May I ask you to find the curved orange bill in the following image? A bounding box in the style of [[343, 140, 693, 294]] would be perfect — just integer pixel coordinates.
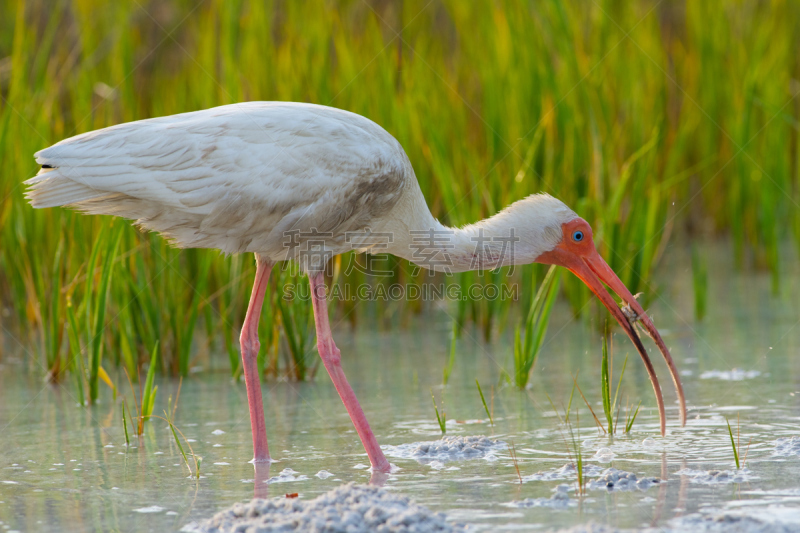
[[541, 248, 686, 436], [583, 252, 687, 428]]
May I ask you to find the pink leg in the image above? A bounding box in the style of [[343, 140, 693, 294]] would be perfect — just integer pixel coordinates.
[[308, 272, 391, 472], [240, 255, 272, 463]]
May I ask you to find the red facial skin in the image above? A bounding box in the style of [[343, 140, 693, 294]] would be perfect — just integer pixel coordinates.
[[536, 218, 686, 436]]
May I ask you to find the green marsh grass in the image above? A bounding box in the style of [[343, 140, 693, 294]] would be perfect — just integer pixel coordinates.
[[163, 411, 201, 479], [726, 417, 740, 469], [2, 1, 799, 386], [155, 378, 200, 477], [514, 266, 560, 388], [167, 377, 183, 423], [140, 342, 159, 423], [120, 362, 199, 477], [559, 400, 587, 496], [122, 367, 145, 437], [568, 416, 586, 496], [61, 223, 124, 404], [571, 372, 605, 433], [570, 331, 642, 435], [600, 332, 629, 435], [430, 388, 446, 434], [65, 295, 86, 403], [175, 254, 211, 377], [121, 399, 130, 447], [547, 389, 587, 495], [565, 383, 576, 425], [276, 275, 317, 381], [88, 225, 121, 402], [692, 245, 708, 322], [725, 414, 752, 470], [544, 381, 576, 425], [544, 391, 564, 425], [476, 379, 493, 427], [625, 401, 642, 434]]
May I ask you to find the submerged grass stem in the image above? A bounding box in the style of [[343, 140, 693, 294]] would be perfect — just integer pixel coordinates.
[[509, 441, 522, 484]]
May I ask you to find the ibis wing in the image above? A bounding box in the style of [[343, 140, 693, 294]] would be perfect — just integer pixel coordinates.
[[26, 102, 408, 255]]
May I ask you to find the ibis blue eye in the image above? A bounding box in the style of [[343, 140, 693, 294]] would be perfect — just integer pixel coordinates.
[[572, 230, 584, 242]]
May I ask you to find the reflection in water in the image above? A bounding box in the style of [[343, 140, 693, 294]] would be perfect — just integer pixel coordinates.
[[368, 469, 389, 487], [253, 462, 271, 499], [1, 252, 800, 531], [651, 452, 668, 526], [677, 457, 688, 517]]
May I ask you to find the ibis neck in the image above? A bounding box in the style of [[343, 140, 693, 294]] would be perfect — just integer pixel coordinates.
[[390, 213, 539, 274], [380, 174, 563, 273], [425, 219, 523, 273]]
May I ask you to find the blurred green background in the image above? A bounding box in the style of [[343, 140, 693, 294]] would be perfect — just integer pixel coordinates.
[[0, 0, 798, 396]]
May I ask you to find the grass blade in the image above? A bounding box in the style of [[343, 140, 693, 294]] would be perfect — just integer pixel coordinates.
[[601, 333, 612, 434], [476, 379, 493, 427], [626, 401, 642, 433], [543, 391, 564, 425], [726, 417, 740, 469], [515, 266, 560, 388], [692, 245, 708, 321], [165, 411, 192, 475], [121, 399, 130, 447], [65, 295, 86, 405], [571, 373, 605, 433], [612, 355, 628, 426], [565, 379, 576, 424], [141, 341, 159, 421], [88, 224, 123, 404], [430, 388, 446, 434], [97, 366, 116, 401], [178, 253, 212, 377]]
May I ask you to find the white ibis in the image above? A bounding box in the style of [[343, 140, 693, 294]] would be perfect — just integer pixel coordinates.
[[26, 102, 686, 473]]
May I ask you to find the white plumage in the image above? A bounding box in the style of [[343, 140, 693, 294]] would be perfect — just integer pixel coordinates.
[[26, 101, 575, 271], [27, 102, 413, 260]]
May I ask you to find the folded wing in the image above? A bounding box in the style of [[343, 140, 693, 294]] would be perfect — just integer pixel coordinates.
[[26, 102, 408, 255]]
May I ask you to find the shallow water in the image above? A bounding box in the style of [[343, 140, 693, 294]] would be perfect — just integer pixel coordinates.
[[2, 250, 800, 532]]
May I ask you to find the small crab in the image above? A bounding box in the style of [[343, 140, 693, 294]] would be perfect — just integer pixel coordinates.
[[620, 293, 657, 341], [621, 292, 644, 324]]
